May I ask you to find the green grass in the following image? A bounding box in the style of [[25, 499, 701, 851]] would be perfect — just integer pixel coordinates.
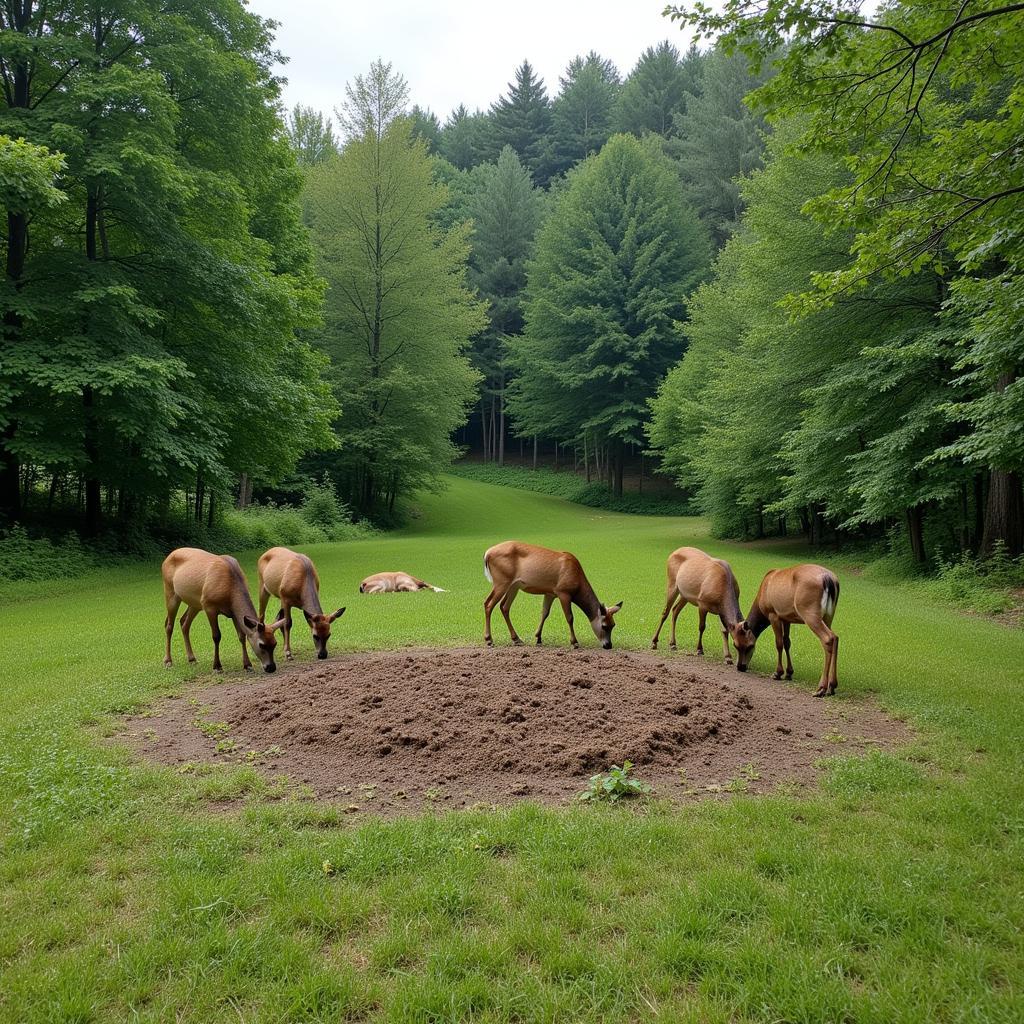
[[1, 474, 1022, 1022]]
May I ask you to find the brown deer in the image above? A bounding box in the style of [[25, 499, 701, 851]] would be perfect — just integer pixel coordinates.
[[483, 540, 622, 649], [258, 547, 345, 661], [162, 548, 285, 672], [736, 564, 840, 697], [359, 571, 445, 593], [650, 546, 755, 664]]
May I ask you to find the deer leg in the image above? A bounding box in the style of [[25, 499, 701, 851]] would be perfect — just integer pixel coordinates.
[[651, 584, 678, 649], [282, 602, 293, 660], [827, 633, 839, 694], [557, 592, 579, 649], [483, 586, 500, 646], [669, 597, 686, 650], [783, 622, 794, 679], [721, 617, 733, 664], [164, 593, 181, 666], [238, 626, 253, 672], [499, 584, 523, 644], [207, 611, 223, 672], [771, 618, 785, 679], [696, 607, 708, 656], [804, 615, 837, 697], [535, 593, 554, 645], [180, 606, 199, 664]]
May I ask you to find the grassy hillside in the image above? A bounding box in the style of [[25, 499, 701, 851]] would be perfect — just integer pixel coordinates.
[[1, 475, 1022, 1022]]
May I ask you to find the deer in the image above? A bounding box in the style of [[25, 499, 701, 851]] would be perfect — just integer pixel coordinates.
[[650, 546, 755, 665], [258, 547, 345, 661], [483, 540, 622, 649], [736, 564, 840, 697], [162, 547, 285, 672], [359, 571, 445, 593]]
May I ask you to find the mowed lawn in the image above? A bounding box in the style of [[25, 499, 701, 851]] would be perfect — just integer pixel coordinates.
[[1, 475, 1022, 1023]]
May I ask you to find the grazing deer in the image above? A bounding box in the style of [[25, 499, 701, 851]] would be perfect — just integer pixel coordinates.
[[650, 546, 755, 664], [258, 547, 345, 661], [162, 547, 285, 672], [359, 571, 445, 593], [737, 564, 840, 697], [483, 540, 622, 649]]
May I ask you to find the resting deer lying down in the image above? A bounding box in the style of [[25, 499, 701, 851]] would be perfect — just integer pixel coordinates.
[[483, 540, 621, 649], [650, 546, 754, 665], [162, 547, 285, 672], [359, 572, 445, 593], [738, 563, 841, 697], [258, 546, 344, 661]]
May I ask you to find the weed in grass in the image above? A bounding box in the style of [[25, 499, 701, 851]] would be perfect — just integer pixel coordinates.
[[193, 718, 230, 739], [215, 738, 238, 754], [578, 761, 652, 803]]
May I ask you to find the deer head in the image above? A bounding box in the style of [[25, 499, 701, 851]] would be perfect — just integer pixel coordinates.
[[591, 601, 623, 649], [304, 607, 346, 659], [242, 614, 285, 672]]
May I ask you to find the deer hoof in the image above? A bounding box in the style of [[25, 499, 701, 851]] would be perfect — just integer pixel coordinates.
[[828, 682, 838, 695], [773, 672, 783, 680], [814, 687, 826, 698], [724, 657, 733, 665], [163, 658, 172, 668], [535, 637, 542, 646], [511, 638, 523, 646], [669, 643, 677, 652], [285, 651, 294, 661], [785, 671, 793, 680]]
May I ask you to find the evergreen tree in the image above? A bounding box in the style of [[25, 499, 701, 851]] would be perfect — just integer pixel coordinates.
[[487, 61, 552, 184], [305, 84, 486, 516], [439, 104, 490, 170], [615, 42, 700, 138], [508, 134, 710, 495], [547, 52, 621, 179], [669, 46, 773, 248], [467, 146, 544, 463], [285, 105, 338, 166], [409, 105, 442, 153]]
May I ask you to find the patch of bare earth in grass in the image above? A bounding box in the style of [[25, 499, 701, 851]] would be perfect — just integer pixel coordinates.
[[122, 647, 907, 813]]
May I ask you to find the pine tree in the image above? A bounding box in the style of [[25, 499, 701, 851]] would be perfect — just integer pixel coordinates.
[[409, 105, 442, 153], [487, 61, 552, 184], [467, 146, 544, 463], [615, 42, 700, 139], [508, 134, 710, 495], [669, 46, 772, 248], [547, 52, 621, 180], [439, 104, 490, 170]]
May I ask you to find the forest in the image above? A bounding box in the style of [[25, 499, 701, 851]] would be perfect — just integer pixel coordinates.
[[2, 1, 1022, 569]]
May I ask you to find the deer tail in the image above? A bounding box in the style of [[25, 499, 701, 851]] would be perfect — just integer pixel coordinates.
[[483, 552, 493, 584], [821, 573, 839, 617], [414, 577, 445, 593]]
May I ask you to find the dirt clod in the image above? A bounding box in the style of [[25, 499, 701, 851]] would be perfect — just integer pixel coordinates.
[[124, 647, 906, 812]]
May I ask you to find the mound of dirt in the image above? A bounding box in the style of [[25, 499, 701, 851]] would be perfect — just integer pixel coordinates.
[[124, 647, 905, 812]]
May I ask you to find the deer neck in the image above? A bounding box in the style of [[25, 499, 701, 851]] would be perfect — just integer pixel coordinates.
[[720, 573, 743, 632], [572, 576, 602, 622], [745, 600, 771, 638]]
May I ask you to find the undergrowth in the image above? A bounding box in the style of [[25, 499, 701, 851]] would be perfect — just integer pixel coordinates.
[[450, 462, 692, 516]]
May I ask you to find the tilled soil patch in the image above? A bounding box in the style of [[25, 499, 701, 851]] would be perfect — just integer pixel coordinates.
[[123, 647, 907, 813]]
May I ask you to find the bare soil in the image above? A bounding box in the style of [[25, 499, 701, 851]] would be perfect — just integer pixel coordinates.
[[122, 647, 907, 813]]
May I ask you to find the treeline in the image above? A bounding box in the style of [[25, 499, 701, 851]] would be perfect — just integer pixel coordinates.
[[0, 1, 335, 538], [647, 1, 1024, 562], [287, 43, 771, 498]]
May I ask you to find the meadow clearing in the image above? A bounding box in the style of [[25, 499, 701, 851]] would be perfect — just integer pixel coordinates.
[[1, 474, 1023, 1022]]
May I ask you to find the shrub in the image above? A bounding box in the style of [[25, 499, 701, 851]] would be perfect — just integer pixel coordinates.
[[578, 762, 652, 803], [0, 526, 97, 583]]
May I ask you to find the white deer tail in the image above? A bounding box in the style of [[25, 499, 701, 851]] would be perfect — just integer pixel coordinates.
[[483, 553, 492, 583]]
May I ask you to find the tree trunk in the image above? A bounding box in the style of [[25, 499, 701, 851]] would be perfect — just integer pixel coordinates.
[[613, 440, 624, 498], [981, 469, 1024, 557], [532, 435, 537, 471], [498, 371, 505, 466], [237, 473, 252, 510], [584, 434, 591, 483], [83, 386, 101, 536], [907, 505, 927, 564]]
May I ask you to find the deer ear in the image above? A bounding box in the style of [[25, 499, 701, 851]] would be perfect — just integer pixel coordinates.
[[243, 615, 258, 631], [329, 607, 346, 622], [608, 601, 623, 614], [303, 610, 314, 625], [269, 615, 287, 632]]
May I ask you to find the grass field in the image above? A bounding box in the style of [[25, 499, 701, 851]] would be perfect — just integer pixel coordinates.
[[2, 475, 1023, 1022]]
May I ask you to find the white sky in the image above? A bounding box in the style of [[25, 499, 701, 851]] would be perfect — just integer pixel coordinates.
[[246, 0, 699, 123]]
